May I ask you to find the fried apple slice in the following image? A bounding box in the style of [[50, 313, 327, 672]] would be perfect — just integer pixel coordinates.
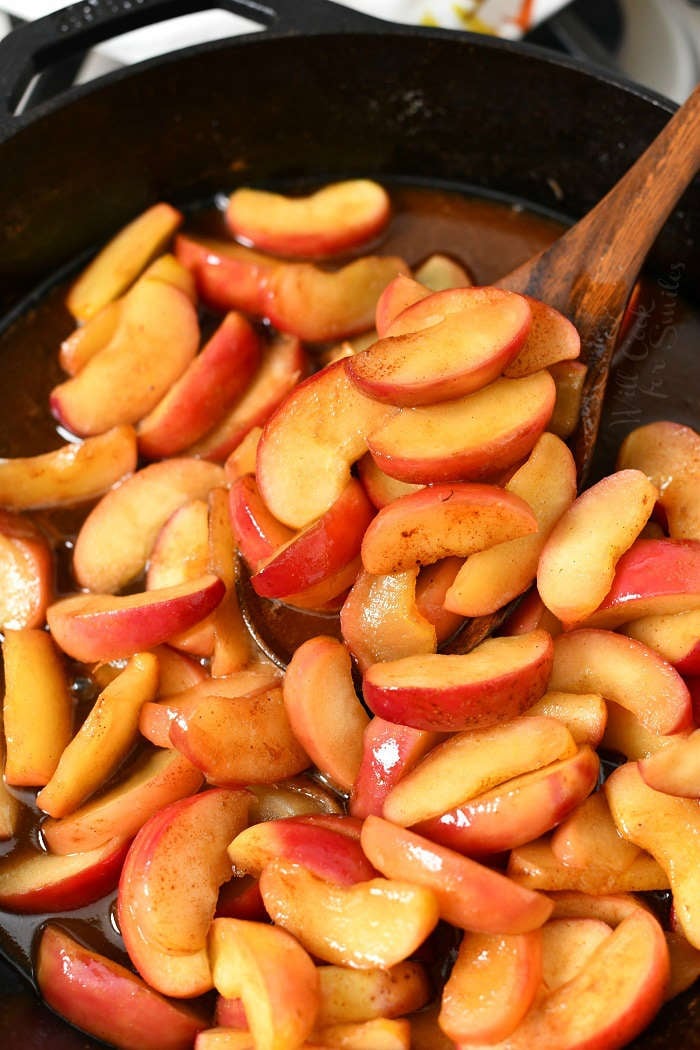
[[0, 511, 53, 630]]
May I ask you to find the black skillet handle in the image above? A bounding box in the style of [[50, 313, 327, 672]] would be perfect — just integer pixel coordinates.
[[0, 0, 387, 121]]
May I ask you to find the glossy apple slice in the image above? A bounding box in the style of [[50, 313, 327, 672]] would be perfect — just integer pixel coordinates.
[[224, 427, 262, 482], [549, 628, 692, 735], [282, 636, 369, 792], [360, 482, 536, 575], [539, 917, 613, 992], [0, 511, 53, 632], [346, 287, 531, 406], [251, 479, 374, 600], [175, 234, 282, 315], [2, 628, 72, 787], [138, 312, 262, 459], [37, 925, 206, 1050], [42, 747, 204, 854], [606, 760, 700, 947], [0, 740, 20, 839], [229, 473, 294, 572], [623, 607, 700, 675], [439, 929, 542, 1044], [525, 691, 607, 747], [47, 574, 225, 663], [259, 859, 440, 969], [617, 420, 700, 540], [225, 179, 390, 258], [0, 426, 137, 510], [537, 470, 658, 626], [207, 486, 251, 676], [664, 930, 700, 1001], [601, 700, 691, 761], [142, 251, 197, 299], [547, 359, 587, 439], [169, 687, 310, 786], [638, 729, 700, 797], [349, 718, 442, 820], [73, 457, 224, 593], [366, 370, 556, 484], [382, 714, 577, 827], [264, 255, 409, 343], [60, 298, 122, 374], [36, 652, 159, 818], [315, 962, 430, 1026], [362, 630, 553, 732], [414, 745, 599, 856], [444, 433, 576, 617], [356, 453, 422, 509], [361, 816, 552, 934], [583, 539, 700, 629], [508, 835, 668, 894], [312, 1018, 410, 1049], [0, 836, 128, 913], [414, 253, 472, 291], [256, 359, 394, 529], [118, 788, 250, 997], [52, 278, 199, 436], [550, 789, 643, 873], [66, 202, 183, 320], [503, 296, 580, 377], [375, 274, 431, 336]]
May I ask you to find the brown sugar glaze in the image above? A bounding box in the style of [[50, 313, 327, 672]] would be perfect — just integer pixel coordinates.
[[0, 184, 698, 1046]]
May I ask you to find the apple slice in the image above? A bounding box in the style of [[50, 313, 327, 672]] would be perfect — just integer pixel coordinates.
[[0, 426, 137, 510], [583, 539, 700, 629], [501, 588, 563, 638], [356, 453, 422, 509], [207, 485, 252, 676], [549, 628, 692, 735], [617, 420, 700, 540], [414, 745, 599, 856], [606, 761, 700, 947], [362, 816, 552, 934], [66, 202, 183, 320], [60, 298, 122, 374], [360, 482, 537, 575], [623, 607, 700, 675], [349, 718, 442, 820], [2, 628, 72, 787], [547, 359, 587, 439], [224, 427, 263, 482], [175, 234, 282, 315], [251, 478, 374, 600], [248, 780, 344, 823], [0, 740, 21, 839], [601, 700, 691, 761], [0, 836, 128, 913], [229, 474, 294, 572], [508, 835, 669, 894], [638, 729, 700, 797], [362, 630, 553, 732], [366, 370, 556, 484], [36, 925, 206, 1050], [375, 274, 431, 336], [414, 557, 465, 645], [73, 457, 224, 593], [503, 297, 580, 377], [36, 652, 159, 818], [382, 714, 577, 827], [0, 511, 53, 631], [537, 470, 658, 626], [47, 573, 225, 663], [539, 917, 613, 993], [264, 255, 409, 343], [315, 962, 430, 1026], [414, 253, 473, 291], [42, 747, 204, 854], [259, 859, 440, 969], [546, 890, 651, 927], [346, 287, 531, 406], [225, 179, 390, 258], [210, 917, 320, 1050], [550, 789, 643, 873], [525, 691, 607, 747], [52, 278, 200, 436], [138, 312, 262, 459], [256, 359, 394, 529], [664, 930, 700, 1002], [142, 251, 198, 300], [228, 816, 376, 885], [439, 929, 542, 1044], [118, 788, 250, 997], [444, 433, 576, 617], [312, 1018, 410, 1049], [169, 687, 310, 786], [282, 636, 369, 792]]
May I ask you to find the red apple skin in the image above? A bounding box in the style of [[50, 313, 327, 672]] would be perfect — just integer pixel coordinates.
[[349, 718, 443, 820], [414, 746, 600, 856], [584, 538, 700, 628], [175, 234, 281, 315], [251, 478, 374, 599], [36, 925, 207, 1050], [503, 296, 581, 377], [228, 473, 294, 572], [228, 817, 377, 885], [0, 837, 129, 913], [362, 630, 554, 733], [375, 273, 431, 335], [137, 312, 262, 459]]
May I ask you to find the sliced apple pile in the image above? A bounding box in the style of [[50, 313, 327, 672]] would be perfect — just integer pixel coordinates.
[[1, 187, 699, 1050]]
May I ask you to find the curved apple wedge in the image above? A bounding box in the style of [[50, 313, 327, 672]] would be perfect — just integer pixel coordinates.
[[259, 859, 440, 969], [508, 835, 669, 895], [0, 512, 53, 632], [617, 421, 700, 540], [549, 629, 692, 735], [539, 917, 614, 993], [0, 426, 137, 511], [349, 718, 442, 821], [209, 917, 320, 1050], [366, 371, 556, 484], [73, 457, 225, 593], [0, 836, 128, 913], [36, 925, 207, 1050], [225, 179, 390, 258], [315, 961, 431, 1026], [638, 729, 700, 797], [118, 788, 250, 997], [624, 607, 700, 675], [282, 636, 369, 792], [346, 287, 531, 406], [360, 482, 537, 576], [47, 574, 225, 663], [362, 630, 553, 732], [503, 296, 581, 377], [375, 273, 431, 335]]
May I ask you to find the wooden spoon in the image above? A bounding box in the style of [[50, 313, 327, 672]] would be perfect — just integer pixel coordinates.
[[243, 84, 700, 665]]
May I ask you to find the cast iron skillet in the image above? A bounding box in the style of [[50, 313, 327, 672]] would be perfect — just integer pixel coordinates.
[[0, 1, 698, 1047]]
